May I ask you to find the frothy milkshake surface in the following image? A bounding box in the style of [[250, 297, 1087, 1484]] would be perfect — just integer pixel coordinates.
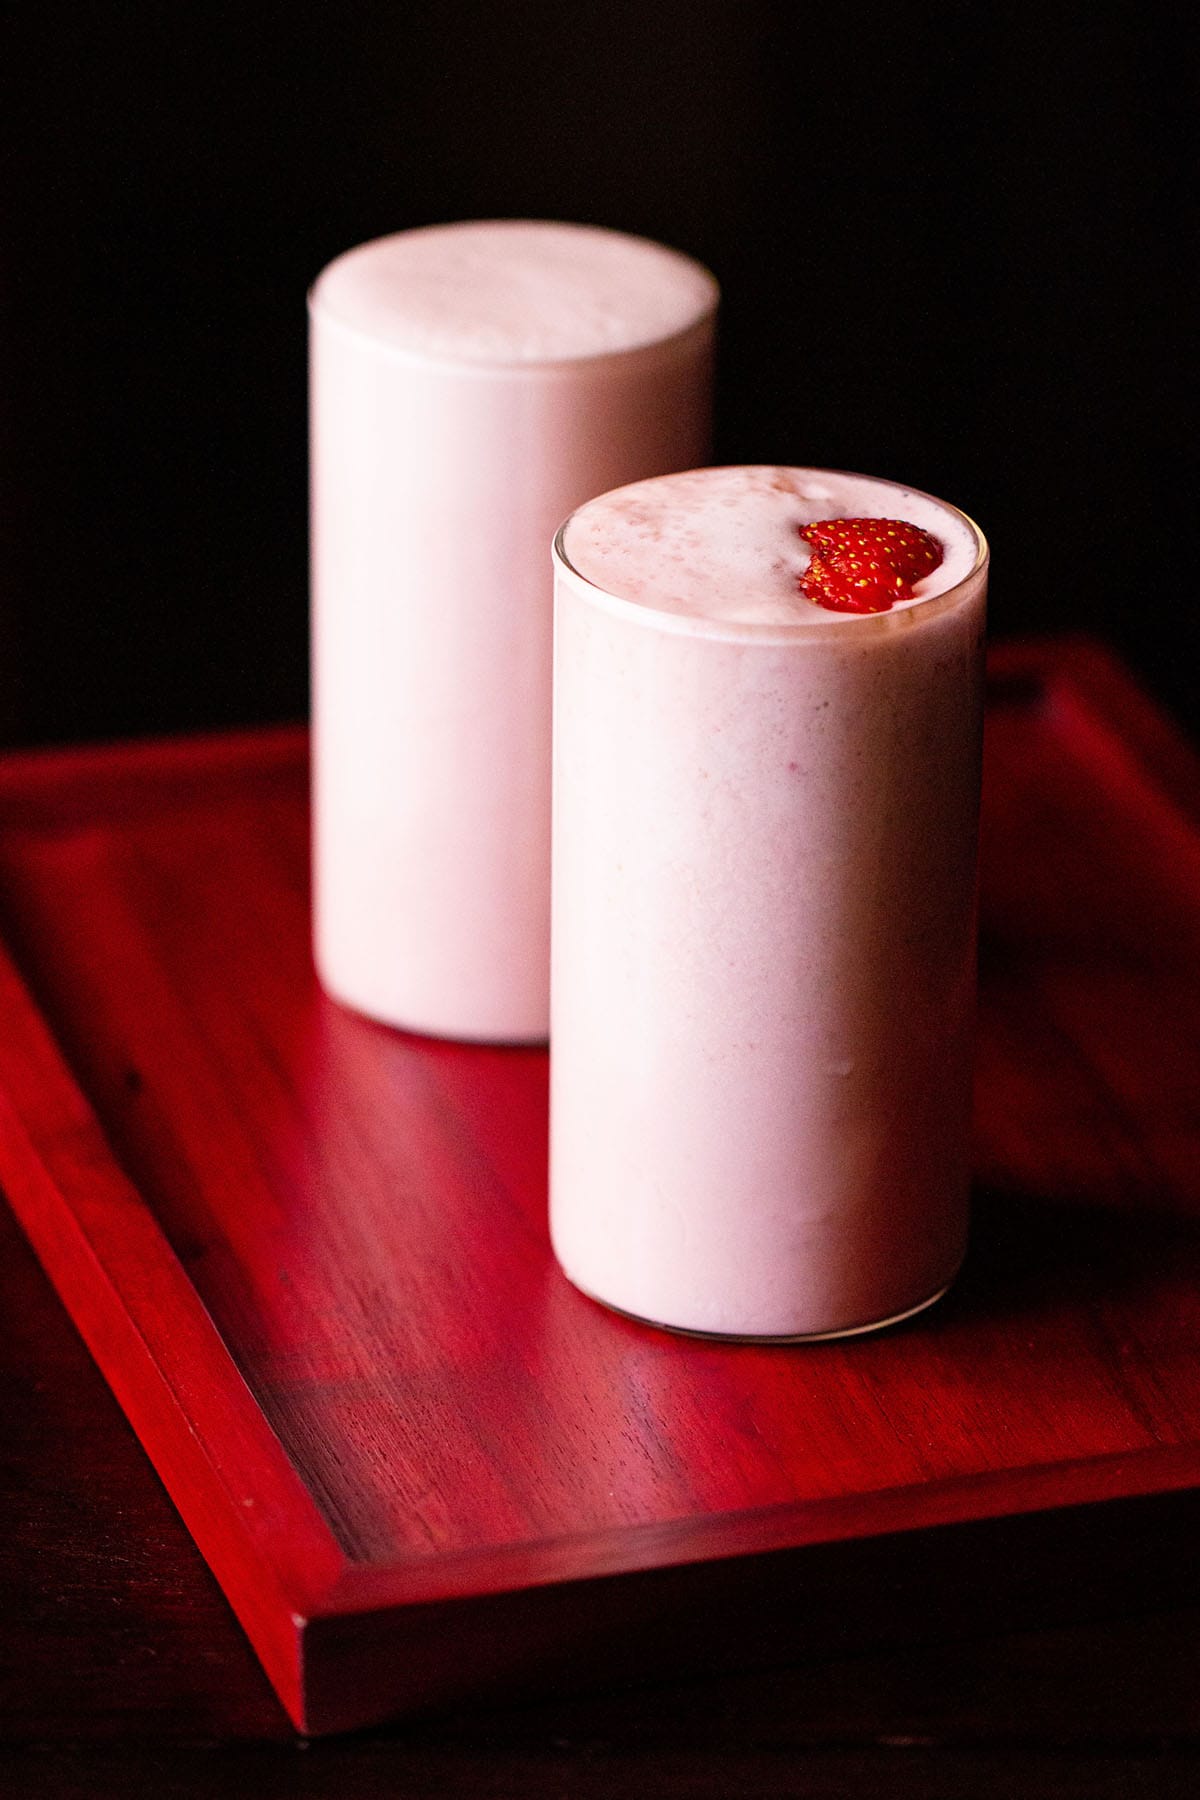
[[311, 220, 718, 367], [561, 465, 982, 628]]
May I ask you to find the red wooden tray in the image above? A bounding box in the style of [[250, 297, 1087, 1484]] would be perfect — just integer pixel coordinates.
[[2, 637, 1199, 1737]]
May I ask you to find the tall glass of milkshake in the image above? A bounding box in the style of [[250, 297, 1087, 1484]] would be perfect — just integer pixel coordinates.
[[551, 467, 988, 1339], [310, 221, 717, 1042]]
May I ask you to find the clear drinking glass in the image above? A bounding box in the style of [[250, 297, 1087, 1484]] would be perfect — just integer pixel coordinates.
[[550, 466, 989, 1339]]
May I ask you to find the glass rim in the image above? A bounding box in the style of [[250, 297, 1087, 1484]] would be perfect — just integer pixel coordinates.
[[552, 465, 989, 645]]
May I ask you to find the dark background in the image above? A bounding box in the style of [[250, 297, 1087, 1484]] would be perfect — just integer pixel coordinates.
[[3, 1, 1191, 749]]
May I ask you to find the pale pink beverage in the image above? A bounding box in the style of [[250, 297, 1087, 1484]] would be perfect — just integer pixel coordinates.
[[310, 222, 717, 1041], [552, 466, 988, 1338]]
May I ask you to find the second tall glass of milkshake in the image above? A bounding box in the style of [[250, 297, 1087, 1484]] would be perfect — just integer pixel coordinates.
[[551, 467, 988, 1340], [309, 221, 717, 1043]]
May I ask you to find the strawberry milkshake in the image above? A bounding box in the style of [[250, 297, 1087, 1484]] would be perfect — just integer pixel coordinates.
[[551, 466, 988, 1338], [310, 221, 717, 1041]]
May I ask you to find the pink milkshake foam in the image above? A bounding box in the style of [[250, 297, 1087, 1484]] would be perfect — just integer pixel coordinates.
[[312, 219, 718, 365], [561, 464, 981, 628]]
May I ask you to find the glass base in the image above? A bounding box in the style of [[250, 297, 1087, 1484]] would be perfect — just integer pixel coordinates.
[[564, 1270, 959, 1344]]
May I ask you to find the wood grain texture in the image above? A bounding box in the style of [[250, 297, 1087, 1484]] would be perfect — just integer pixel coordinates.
[[1, 637, 1199, 1734], [3, 1184, 1200, 1794]]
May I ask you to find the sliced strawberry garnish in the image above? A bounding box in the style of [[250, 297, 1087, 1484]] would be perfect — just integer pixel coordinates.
[[796, 554, 845, 610], [797, 516, 943, 614], [802, 552, 899, 614]]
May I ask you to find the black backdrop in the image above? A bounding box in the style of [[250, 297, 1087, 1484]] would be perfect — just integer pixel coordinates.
[[3, 2, 1191, 747]]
